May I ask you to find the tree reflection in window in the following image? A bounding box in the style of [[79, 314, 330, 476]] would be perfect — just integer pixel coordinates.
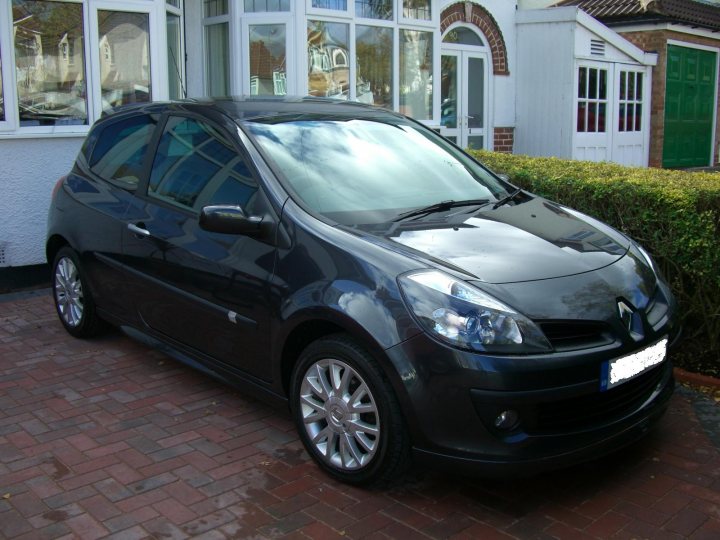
[[12, 0, 87, 126], [356, 25, 392, 108], [355, 0, 392, 19]]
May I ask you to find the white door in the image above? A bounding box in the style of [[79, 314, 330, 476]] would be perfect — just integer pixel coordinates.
[[440, 50, 488, 149], [574, 62, 612, 161], [612, 68, 648, 166]]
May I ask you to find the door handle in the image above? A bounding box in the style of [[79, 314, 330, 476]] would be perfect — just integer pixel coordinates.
[[128, 223, 151, 238]]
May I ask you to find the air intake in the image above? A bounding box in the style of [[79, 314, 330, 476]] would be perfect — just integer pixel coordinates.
[[591, 39, 606, 56]]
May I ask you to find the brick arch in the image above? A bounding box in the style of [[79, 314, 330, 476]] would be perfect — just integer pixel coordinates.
[[440, 1, 509, 76]]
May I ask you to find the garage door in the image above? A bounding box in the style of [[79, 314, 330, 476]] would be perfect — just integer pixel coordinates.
[[663, 45, 717, 168]]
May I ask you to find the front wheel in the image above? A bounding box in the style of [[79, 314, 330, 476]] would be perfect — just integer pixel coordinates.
[[290, 334, 410, 485], [52, 247, 105, 338]]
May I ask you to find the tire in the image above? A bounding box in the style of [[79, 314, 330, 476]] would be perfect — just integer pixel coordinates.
[[52, 246, 105, 338], [290, 334, 410, 485]]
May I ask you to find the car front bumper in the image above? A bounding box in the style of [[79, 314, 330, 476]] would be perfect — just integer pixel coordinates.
[[384, 328, 677, 476]]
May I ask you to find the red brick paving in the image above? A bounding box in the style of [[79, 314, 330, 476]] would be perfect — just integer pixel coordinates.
[[1, 292, 719, 539]]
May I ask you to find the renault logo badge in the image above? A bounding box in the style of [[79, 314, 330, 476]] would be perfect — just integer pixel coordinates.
[[618, 300, 634, 332]]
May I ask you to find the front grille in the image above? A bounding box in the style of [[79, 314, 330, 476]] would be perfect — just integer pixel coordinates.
[[529, 364, 666, 434], [538, 320, 614, 351]]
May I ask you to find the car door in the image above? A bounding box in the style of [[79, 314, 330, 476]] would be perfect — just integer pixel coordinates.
[[121, 112, 277, 381], [66, 111, 160, 322]]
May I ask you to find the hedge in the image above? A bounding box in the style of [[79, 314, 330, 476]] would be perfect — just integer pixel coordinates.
[[469, 150, 720, 363]]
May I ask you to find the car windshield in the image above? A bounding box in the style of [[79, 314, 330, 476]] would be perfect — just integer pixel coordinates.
[[244, 113, 508, 225]]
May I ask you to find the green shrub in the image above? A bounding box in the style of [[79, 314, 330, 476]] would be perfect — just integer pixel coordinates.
[[469, 150, 720, 364]]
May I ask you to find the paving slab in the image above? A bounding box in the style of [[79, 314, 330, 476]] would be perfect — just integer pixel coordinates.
[[1, 291, 719, 539]]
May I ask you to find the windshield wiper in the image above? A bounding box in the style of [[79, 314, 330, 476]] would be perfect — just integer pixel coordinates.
[[492, 188, 523, 209], [393, 199, 490, 222]]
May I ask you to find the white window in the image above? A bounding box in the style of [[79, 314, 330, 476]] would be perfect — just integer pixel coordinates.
[[618, 70, 643, 132], [0, 0, 170, 135], [167, 0, 185, 100], [203, 0, 230, 96]]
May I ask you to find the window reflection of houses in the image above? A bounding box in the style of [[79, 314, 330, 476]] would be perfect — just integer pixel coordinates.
[[13, 3, 87, 125], [307, 24, 349, 99], [249, 37, 286, 95], [98, 11, 151, 109]]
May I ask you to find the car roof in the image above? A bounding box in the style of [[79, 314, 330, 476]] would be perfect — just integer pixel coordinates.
[[101, 96, 401, 124]]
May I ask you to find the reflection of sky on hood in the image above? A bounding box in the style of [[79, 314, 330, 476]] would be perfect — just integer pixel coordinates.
[[246, 119, 493, 213]]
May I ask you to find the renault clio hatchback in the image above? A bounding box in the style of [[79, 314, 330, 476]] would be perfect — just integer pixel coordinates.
[[47, 97, 679, 485]]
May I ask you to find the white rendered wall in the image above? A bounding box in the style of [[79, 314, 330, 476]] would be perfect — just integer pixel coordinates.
[[515, 18, 576, 158], [0, 138, 83, 266]]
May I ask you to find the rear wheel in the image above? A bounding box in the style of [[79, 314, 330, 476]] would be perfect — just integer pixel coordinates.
[[52, 247, 104, 338], [290, 334, 410, 485]]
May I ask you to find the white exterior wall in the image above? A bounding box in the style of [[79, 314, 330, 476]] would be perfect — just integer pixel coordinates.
[[0, 138, 84, 266], [515, 18, 576, 158]]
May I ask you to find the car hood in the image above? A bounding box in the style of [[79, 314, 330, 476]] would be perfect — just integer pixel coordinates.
[[354, 198, 631, 284]]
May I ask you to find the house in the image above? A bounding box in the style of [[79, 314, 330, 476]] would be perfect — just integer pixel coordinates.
[[0, 0, 703, 268], [555, 0, 720, 168]]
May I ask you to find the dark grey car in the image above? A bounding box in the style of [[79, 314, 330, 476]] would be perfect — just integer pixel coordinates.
[[47, 97, 679, 484]]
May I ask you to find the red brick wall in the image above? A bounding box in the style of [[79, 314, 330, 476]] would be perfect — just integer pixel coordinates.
[[440, 2, 509, 76], [494, 127, 514, 153], [620, 30, 720, 167]]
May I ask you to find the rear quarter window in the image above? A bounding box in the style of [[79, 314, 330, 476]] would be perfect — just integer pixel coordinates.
[[89, 114, 158, 189]]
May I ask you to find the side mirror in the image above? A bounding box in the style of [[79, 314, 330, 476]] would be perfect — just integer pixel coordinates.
[[199, 205, 263, 235]]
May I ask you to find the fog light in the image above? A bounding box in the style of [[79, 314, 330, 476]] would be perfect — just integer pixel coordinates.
[[494, 410, 519, 430]]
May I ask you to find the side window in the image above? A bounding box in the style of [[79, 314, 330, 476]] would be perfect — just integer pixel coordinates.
[[89, 114, 157, 188], [148, 116, 258, 212]]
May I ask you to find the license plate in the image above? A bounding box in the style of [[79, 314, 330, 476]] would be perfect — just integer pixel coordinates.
[[600, 337, 668, 391]]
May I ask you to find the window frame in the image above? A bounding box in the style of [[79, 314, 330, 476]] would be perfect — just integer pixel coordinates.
[[0, 0, 167, 137], [202, 0, 233, 96], [241, 13, 294, 96], [166, 0, 185, 100]]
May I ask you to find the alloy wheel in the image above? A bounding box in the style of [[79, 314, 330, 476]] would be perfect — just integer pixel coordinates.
[[54, 256, 84, 327]]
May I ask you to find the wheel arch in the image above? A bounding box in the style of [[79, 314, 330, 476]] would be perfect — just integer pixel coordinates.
[[46, 234, 69, 265]]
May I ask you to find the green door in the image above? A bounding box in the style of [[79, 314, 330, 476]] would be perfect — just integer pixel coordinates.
[[663, 45, 717, 168]]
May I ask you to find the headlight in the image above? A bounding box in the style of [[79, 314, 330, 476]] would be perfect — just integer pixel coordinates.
[[398, 270, 551, 354]]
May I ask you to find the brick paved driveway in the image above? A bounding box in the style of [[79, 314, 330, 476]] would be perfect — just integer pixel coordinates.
[[1, 291, 719, 539]]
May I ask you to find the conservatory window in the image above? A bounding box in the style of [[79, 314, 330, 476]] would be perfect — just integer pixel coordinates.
[[98, 11, 152, 111], [13, 0, 88, 126], [204, 0, 230, 96], [312, 0, 347, 10], [400, 29, 432, 120], [307, 20, 350, 99], [249, 24, 287, 95], [356, 25, 392, 108], [245, 0, 291, 11], [355, 0, 392, 19], [403, 0, 431, 21]]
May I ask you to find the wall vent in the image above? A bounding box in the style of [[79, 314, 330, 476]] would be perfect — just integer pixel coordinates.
[[591, 39, 606, 57], [0, 244, 7, 266]]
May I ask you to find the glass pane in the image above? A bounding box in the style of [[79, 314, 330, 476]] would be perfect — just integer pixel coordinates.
[[467, 135, 483, 150], [0, 44, 4, 121], [312, 0, 347, 9], [577, 102, 586, 132], [467, 57, 484, 128], [598, 102, 606, 133], [618, 103, 625, 132], [250, 24, 287, 96], [636, 73, 643, 100], [578, 67, 586, 99], [167, 13, 183, 100], [244, 0, 290, 11], [635, 104, 642, 131], [599, 69, 607, 100], [628, 72, 635, 101], [355, 0, 392, 19], [619, 71, 626, 101], [150, 117, 257, 211], [307, 21, 349, 99], [90, 114, 157, 188], [167, 0, 180, 7], [404, 0, 431, 20], [98, 11, 152, 111], [589, 68, 597, 99], [442, 28, 483, 47], [206, 23, 230, 96], [440, 55, 457, 128], [204, 0, 228, 17], [400, 30, 432, 120], [13, 0, 87, 126], [356, 25, 392, 108], [444, 135, 457, 144]]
